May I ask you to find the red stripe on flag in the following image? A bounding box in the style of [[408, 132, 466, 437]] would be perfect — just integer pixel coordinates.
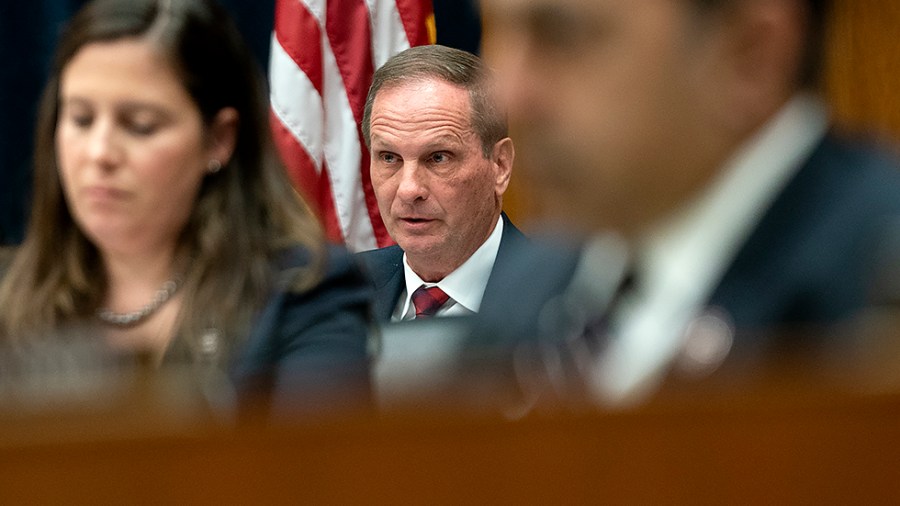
[[325, 0, 391, 247], [270, 111, 317, 196], [358, 141, 392, 247], [270, 111, 342, 243], [395, 0, 433, 46], [317, 162, 344, 244], [273, 0, 323, 94], [325, 0, 372, 123]]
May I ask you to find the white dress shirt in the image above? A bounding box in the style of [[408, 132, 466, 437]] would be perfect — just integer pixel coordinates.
[[585, 94, 830, 406], [393, 216, 504, 321]]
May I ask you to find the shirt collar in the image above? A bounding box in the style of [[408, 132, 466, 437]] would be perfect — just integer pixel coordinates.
[[397, 215, 504, 319], [635, 93, 830, 306], [590, 94, 830, 405]]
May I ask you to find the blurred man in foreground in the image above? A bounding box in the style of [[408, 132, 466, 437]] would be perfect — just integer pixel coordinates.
[[474, 0, 900, 406]]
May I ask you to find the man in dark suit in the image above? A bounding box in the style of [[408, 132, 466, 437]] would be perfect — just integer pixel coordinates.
[[472, 0, 900, 406], [357, 45, 526, 322]]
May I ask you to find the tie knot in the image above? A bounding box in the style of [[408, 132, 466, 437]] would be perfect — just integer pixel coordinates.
[[411, 285, 450, 319]]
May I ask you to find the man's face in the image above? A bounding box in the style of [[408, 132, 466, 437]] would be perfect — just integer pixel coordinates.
[[369, 78, 511, 281], [482, 0, 736, 235]]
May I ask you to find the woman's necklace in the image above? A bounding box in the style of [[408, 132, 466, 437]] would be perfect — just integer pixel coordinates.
[[96, 278, 181, 327]]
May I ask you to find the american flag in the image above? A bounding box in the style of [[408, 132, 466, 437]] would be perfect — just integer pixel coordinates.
[[269, 0, 435, 251]]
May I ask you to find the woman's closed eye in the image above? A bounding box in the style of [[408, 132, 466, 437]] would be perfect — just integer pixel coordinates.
[[122, 117, 160, 136]]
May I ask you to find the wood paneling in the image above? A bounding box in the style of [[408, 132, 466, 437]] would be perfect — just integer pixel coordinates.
[[827, 0, 900, 143]]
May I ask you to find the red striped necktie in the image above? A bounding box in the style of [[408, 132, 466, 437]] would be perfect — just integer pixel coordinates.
[[411, 285, 450, 319]]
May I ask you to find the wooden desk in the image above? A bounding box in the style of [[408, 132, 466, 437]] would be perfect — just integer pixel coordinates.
[[2, 379, 899, 504]]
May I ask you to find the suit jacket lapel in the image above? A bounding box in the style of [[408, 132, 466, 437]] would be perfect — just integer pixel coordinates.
[[481, 212, 530, 309], [368, 213, 528, 321], [369, 246, 406, 321]]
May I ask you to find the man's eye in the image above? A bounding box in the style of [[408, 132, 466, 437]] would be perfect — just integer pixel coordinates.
[[527, 8, 606, 50], [430, 152, 449, 163], [379, 152, 399, 164]]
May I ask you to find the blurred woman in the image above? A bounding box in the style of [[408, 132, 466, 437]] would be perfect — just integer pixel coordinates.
[[0, 0, 371, 416]]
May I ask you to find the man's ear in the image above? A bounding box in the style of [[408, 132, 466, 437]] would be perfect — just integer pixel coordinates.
[[492, 137, 514, 196], [207, 107, 239, 166], [718, 0, 807, 124]]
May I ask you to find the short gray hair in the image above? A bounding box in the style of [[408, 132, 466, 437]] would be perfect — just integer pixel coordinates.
[[362, 44, 507, 158]]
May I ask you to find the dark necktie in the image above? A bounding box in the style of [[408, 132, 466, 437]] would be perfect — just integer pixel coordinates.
[[411, 285, 450, 319], [581, 270, 637, 342]]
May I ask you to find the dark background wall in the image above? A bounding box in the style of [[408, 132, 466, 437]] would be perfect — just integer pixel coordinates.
[[0, 0, 480, 245]]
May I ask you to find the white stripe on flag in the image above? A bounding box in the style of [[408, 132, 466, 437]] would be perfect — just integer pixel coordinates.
[[303, 0, 326, 25], [320, 26, 378, 251], [269, 33, 324, 169], [367, 0, 412, 69]]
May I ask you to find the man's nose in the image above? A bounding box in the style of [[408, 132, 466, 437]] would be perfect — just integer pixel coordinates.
[[395, 161, 428, 203]]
